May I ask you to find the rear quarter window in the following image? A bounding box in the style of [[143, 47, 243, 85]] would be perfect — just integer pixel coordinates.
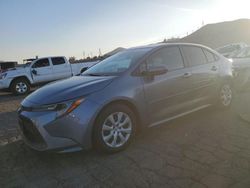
[[203, 49, 217, 63]]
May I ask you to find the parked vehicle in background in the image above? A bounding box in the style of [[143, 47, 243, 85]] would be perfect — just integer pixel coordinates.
[[216, 42, 248, 58], [0, 61, 18, 73], [231, 47, 250, 67], [0, 56, 97, 95], [18, 43, 233, 153], [228, 46, 250, 91]]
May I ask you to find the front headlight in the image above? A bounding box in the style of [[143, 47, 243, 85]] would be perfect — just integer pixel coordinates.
[[0, 73, 7, 79], [32, 98, 84, 117]]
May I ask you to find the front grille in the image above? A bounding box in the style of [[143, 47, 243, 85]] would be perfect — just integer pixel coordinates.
[[18, 115, 47, 149]]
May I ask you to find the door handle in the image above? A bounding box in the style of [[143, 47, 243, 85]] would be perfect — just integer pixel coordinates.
[[183, 72, 192, 78], [211, 66, 218, 71]]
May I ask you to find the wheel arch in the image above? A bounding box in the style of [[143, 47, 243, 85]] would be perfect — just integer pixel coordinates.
[[10, 76, 31, 87], [222, 75, 233, 84], [91, 98, 142, 144], [218, 75, 233, 90]]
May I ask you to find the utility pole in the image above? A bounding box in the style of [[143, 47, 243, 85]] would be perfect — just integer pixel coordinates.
[[83, 51, 85, 59], [99, 48, 102, 57]]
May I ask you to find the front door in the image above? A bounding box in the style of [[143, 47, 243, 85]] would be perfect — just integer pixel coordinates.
[[31, 58, 53, 83], [142, 46, 194, 126]]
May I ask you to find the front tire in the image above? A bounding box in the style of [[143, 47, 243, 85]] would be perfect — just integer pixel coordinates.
[[11, 78, 30, 95], [93, 104, 136, 153]]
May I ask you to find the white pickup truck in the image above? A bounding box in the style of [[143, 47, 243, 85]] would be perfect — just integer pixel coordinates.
[[0, 56, 98, 95]]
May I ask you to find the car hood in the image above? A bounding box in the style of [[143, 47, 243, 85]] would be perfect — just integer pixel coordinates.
[[3, 66, 27, 74], [23, 76, 115, 105]]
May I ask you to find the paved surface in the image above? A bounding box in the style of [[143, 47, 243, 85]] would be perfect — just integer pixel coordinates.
[[1, 91, 250, 188]]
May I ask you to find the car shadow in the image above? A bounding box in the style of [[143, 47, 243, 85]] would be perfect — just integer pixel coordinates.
[[0, 106, 245, 187]]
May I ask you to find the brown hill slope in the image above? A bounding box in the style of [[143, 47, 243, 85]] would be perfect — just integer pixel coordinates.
[[180, 19, 250, 49]]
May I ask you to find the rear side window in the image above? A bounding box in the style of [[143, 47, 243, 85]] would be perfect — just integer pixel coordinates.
[[203, 49, 216, 63], [51, 57, 65, 65], [32, 58, 50, 68], [182, 46, 207, 66], [147, 46, 184, 71]]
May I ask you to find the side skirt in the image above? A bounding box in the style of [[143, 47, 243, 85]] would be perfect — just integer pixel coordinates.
[[149, 104, 212, 128]]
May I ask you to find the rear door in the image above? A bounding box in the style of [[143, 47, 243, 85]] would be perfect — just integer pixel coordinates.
[[51, 57, 72, 80], [31, 58, 53, 83], [142, 46, 195, 126], [181, 46, 220, 106]]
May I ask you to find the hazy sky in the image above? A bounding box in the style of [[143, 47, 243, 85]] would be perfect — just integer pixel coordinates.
[[1, 0, 250, 63]]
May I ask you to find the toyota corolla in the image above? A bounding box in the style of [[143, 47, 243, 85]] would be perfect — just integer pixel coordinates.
[[18, 43, 233, 153]]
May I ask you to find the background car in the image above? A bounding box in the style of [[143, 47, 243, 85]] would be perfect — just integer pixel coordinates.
[[216, 42, 248, 58], [227, 46, 250, 91], [0, 56, 97, 95]]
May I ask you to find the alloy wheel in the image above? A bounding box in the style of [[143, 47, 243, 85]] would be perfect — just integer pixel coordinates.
[[16, 82, 28, 94], [101, 112, 132, 148], [220, 84, 232, 107]]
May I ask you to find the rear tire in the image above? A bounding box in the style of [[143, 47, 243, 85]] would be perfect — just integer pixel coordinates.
[[93, 104, 136, 153], [11, 78, 30, 95]]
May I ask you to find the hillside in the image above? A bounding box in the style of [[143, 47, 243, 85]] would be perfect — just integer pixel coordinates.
[[180, 19, 250, 49], [103, 47, 125, 57]]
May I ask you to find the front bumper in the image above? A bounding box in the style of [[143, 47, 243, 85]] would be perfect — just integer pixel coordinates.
[[0, 78, 12, 89], [18, 99, 100, 152]]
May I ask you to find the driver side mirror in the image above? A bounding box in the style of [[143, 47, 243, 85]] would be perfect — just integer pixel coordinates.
[[32, 69, 37, 75]]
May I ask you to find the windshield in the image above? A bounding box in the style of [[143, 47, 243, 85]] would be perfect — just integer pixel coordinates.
[[82, 48, 150, 76]]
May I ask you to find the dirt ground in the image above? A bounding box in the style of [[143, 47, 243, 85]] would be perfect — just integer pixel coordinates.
[[1, 90, 250, 188]]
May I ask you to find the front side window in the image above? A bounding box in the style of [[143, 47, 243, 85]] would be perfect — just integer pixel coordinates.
[[147, 46, 184, 71], [32, 59, 50, 68], [83, 48, 150, 76], [51, 57, 65, 65], [183, 46, 207, 66]]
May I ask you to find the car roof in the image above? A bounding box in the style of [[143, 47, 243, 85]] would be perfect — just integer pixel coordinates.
[[128, 42, 212, 51]]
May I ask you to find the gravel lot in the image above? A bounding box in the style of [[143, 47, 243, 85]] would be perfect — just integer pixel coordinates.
[[1, 90, 250, 188]]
